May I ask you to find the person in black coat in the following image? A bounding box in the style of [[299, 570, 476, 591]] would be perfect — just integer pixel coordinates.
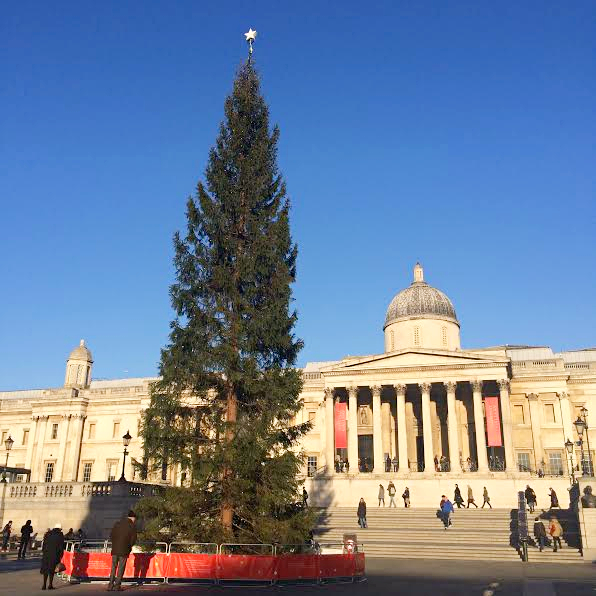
[[357, 498, 367, 528], [40, 524, 65, 590], [454, 484, 464, 508], [18, 520, 33, 559]]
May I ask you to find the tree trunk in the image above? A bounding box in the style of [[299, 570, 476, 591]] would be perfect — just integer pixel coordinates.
[[221, 385, 237, 530]]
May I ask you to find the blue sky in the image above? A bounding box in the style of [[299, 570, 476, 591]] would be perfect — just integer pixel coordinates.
[[1, 1, 595, 390]]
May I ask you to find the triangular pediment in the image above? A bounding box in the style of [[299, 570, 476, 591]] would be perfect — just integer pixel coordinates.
[[319, 348, 507, 373]]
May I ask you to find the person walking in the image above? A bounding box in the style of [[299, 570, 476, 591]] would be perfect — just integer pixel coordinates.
[[392, 456, 398, 472], [533, 517, 547, 552], [440, 496, 454, 529], [454, 484, 464, 509], [548, 516, 563, 552], [525, 485, 537, 513], [482, 487, 492, 508], [378, 484, 385, 507], [549, 488, 559, 509], [467, 485, 478, 508], [40, 523, 64, 590], [2, 521, 12, 552], [357, 498, 367, 528], [18, 520, 33, 559], [402, 487, 410, 508], [108, 510, 137, 591], [387, 481, 397, 507], [302, 487, 309, 507]]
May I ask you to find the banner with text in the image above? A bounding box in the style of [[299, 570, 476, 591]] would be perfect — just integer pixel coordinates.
[[484, 396, 503, 447], [334, 402, 347, 449]]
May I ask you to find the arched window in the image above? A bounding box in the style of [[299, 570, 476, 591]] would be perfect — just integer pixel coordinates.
[[413, 326, 420, 346]]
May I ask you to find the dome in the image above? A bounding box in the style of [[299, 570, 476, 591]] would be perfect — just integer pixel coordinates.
[[68, 339, 93, 362], [384, 264, 458, 328]]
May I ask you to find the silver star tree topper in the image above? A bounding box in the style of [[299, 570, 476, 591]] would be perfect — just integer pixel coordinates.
[[244, 28, 257, 60]]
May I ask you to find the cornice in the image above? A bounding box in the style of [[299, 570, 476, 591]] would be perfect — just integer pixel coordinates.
[[322, 361, 508, 377]]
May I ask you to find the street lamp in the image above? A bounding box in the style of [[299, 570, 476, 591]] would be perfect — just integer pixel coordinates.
[[574, 408, 594, 476], [565, 438, 576, 484], [1, 435, 14, 483], [118, 431, 132, 482]]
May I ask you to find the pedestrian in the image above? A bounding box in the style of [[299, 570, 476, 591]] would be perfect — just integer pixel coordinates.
[[434, 455, 439, 471], [402, 487, 410, 508], [385, 454, 391, 472], [548, 516, 563, 552], [533, 517, 547, 552], [454, 484, 464, 508], [76, 529, 85, 541], [40, 523, 64, 590], [388, 481, 397, 507], [467, 485, 478, 508], [378, 483, 385, 506], [64, 528, 75, 541], [440, 496, 454, 529], [525, 485, 537, 513], [482, 487, 492, 508], [302, 487, 309, 507], [18, 520, 33, 559], [549, 488, 559, 509], [108, 510, 137, 591], [392, 456, 398, 472], [1, 520, 12, 552], [357, 498, 367, 528]]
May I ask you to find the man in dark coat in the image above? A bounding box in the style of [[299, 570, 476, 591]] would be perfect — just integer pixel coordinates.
[[533, 517, 547, 552], [108, 510, 137, 591], [454, 484, 464, 508], [18, 520, 33, 559], [357, 498, 367, 528], [40, 523, 65, 590]]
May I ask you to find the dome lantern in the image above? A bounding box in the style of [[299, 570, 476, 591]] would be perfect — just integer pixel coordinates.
[[65, 339, 93, 388]]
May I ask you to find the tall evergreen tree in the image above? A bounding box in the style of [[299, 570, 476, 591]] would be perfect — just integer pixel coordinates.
[[139, 61, 312, 543]]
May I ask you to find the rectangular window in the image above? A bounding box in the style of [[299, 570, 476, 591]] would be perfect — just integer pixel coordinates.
[[82, 462, 93, 482], [88, 423, 96, 439], [22, 429, 29, 445], [547, 452, 563, 475], [106, 460, 117, 481], [308, 411, 316, 423], [544, 404, 556, 424], [51, 423, 59, 440], [307, 456, 318, 477], [113, 422, 120, 439], [45, 462, 55, 483], [513, 405, 525, 425], [517, 452, 531, 472]]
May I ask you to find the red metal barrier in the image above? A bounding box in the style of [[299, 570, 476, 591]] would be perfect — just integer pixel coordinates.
[[317, 554, 356, 580], [61, 551, 73, 576], [275, 554, 319, 582], [217, 555, 277, 583], [353, 552, 365, 578], [167, 553, 217, 583], [68, 552, 167, 582]]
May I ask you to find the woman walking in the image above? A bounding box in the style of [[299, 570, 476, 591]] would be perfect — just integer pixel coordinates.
[[549, 488, 559, 509], [402, 487, 410, 508], [40, 523, 65, 590], [357, 498, 367, 528], [1, 521, 12, 552], [467, 485, 478, 508], [482, 487, 492, 508], [454, 484, 464, 509]]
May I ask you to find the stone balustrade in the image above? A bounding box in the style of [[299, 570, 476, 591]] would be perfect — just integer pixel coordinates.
[[7, 481, 161, 501]]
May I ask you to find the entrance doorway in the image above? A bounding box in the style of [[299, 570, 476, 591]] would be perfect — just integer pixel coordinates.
[[358, 435, 373, 472]]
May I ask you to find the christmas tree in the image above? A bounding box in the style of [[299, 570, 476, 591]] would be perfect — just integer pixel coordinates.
[[139, 53, 313, 543]]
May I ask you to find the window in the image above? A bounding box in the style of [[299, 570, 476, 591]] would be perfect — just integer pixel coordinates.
[[22, 429, 29, 445], [88, 423, 96, 439], [307, 456, 318, 477], [113, 422, 120, 439], [547, 452, 563, 475], [308, 411, 316, 423], [543, 404, 556, 424], [390, 330, 395, 351], [517, 452, 531, 472], [1, 431, 7, 444], [106, 461, 118, 481], [513, 405, 525, 425], [413, 326, 420, 346], [82, 462, 93, 482], [45, 462, 55, 483], [51, 423, 59, 440], [441, 326, 447, 347]]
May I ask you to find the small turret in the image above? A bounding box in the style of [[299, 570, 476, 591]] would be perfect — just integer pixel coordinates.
[[65, 339, 93, 388]]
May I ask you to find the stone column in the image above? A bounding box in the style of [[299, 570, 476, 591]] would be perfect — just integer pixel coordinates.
[[324, 388, 335, 473], [446, 382, 461, 474], [420, 383, 434, 473], [394, 384, 408, 473], [347, 386, 359, 473], [70, 415, 86, 481], [498, 379, 515, 472], [558, 391, 574, 444], [527, 393, 543, 471], [55, 415, 71, 481], [372, 386, 384, 473], [472, 381, 489, 473], [25, 416, 38, 473], [34, 416, 49, 482]]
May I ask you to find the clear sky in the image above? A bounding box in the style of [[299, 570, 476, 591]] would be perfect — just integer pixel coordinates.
[[1, 1, 595, 390]]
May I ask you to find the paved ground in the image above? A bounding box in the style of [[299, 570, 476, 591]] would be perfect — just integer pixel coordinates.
[[0, 556, 594, 596]]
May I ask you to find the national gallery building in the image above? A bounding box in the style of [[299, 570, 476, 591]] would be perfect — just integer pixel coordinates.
[[0, 264, 594, 508]]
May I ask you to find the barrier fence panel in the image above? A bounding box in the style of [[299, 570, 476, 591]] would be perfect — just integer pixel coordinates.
[[274, 545, 320, 583], [167, 543, 218, 584], [218, 544, 276, 584]]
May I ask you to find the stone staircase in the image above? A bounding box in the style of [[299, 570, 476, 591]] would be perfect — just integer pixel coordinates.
[[314, 507, 583, 563]]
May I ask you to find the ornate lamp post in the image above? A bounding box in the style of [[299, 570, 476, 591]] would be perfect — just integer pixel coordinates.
[[574, 409, 593, 476], [118, 431, 132, 482], [565, 438, 576, 484], [1, 435, 14, 483]]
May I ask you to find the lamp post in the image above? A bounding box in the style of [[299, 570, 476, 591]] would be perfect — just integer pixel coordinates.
[[1, 435, 14, 483], [574, 408, 594, 477], [565, 438, 576, 484], [119, 431, 132, 482]]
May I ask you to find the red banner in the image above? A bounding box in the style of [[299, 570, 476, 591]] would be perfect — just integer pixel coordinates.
[[217, 555, 276, 581], [484, 396, 502, 447], [334, 402, 347, 449], [167, 553, 217, 581]]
